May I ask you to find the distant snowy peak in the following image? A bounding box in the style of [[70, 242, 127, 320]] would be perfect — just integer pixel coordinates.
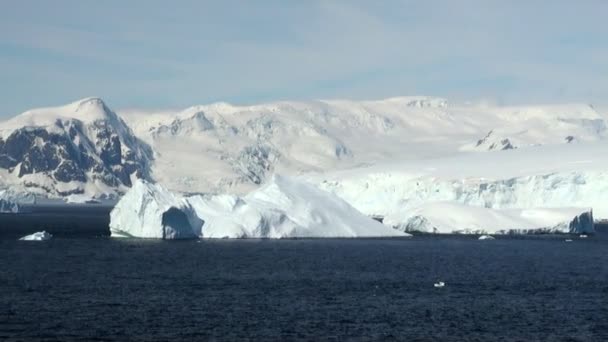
[[0, 98, 153, 196], [474, 130, 517, 151], [2, 98, 116, 133], [464, 104, 607, 151]]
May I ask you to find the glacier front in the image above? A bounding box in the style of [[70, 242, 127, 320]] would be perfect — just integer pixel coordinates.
[[386, 202, 594, 234], [110, 180, 203, 239]]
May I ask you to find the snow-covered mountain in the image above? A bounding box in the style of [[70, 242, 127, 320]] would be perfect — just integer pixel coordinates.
[[121, 97, 607, 195], [0, 98, 152, 196], [464, 104, 606, 151], [1, 95, 606, 206]]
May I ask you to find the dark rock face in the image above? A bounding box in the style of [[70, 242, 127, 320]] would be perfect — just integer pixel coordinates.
[[0, 113, 153, 195], [489, 138, 515, 151], [476, 130, 516, 151], [234, 144, 280, 184]]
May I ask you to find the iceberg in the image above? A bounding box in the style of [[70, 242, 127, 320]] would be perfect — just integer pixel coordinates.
[[385, 202, 593, 234], [109, 180, 203, 239], [0, 190, 36, 213], [187, 175, 409, 238], [19, 231, 52, 241], [0, 193, 19, 213], [64, 194, 101, 204]]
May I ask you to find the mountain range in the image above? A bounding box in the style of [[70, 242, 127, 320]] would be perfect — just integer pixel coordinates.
[[0, 96, 605, 198]]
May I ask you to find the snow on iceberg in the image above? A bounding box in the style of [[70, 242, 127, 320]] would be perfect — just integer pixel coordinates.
[[109, 180, 203, 239], [187, 175, 409, 238], [19, 231, 52, 241], [385, 202, 593, 234]]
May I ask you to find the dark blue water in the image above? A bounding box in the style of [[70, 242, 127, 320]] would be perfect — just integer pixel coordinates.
[[2, 232, 608, 341]]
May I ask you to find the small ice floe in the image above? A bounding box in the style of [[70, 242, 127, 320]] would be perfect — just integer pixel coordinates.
[[478, 235, 495, 240], [579, 234, 588, 238], [19, 231, 53, 241], [565, 239, 573, 242], [434, 281, 446, 288]]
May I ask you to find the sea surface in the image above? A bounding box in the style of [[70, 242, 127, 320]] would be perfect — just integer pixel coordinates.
[[2, 230, 608, 341]]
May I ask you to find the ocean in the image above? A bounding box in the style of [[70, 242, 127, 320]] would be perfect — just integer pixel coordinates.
[[2, 230, 608, 341]]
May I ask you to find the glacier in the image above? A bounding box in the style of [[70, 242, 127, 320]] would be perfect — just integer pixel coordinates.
[[310, 142, 608, 225], [109, 180, 203, 239], [187, 175, 409, 238]]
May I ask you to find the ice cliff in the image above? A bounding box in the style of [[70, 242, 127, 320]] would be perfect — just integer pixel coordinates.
[[386, 202, 593, 234], [0, 189, 35, 213], [109, 180, 203, 239]]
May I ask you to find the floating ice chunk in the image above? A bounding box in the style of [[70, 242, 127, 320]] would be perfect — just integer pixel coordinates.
[[579, 234, 588, 238], [64, 194, 100, 204], [434, 281, 445, 288], [565, 239, 573, 242], [19, 231, 52, 241], [110, 180, 203, 239], [478, 235, 495, 240]]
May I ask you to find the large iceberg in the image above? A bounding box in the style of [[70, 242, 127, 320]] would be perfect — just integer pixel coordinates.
[[385, 202, 594, 234], [110, 180, 203, 239], [187, 175, 408, 238]]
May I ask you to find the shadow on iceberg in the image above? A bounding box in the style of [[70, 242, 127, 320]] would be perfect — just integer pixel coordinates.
[[110, 180, 203, 239]]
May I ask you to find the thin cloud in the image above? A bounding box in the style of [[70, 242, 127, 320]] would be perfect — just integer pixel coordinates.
[[0, 0, 606, 115]]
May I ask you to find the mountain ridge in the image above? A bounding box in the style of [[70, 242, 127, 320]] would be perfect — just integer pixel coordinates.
[[0, 96, 605, 197]]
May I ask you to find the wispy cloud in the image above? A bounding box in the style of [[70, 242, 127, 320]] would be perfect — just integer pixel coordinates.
[[0, 0, 606, 115]]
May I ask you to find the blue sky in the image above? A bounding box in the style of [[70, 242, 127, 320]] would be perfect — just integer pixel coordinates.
[[1, 0, 607, 116]]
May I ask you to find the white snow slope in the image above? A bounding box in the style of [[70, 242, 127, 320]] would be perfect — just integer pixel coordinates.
[[121, 97, 606, 195], [110, 179, 203, 239], [187, 175, 408, 238]]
